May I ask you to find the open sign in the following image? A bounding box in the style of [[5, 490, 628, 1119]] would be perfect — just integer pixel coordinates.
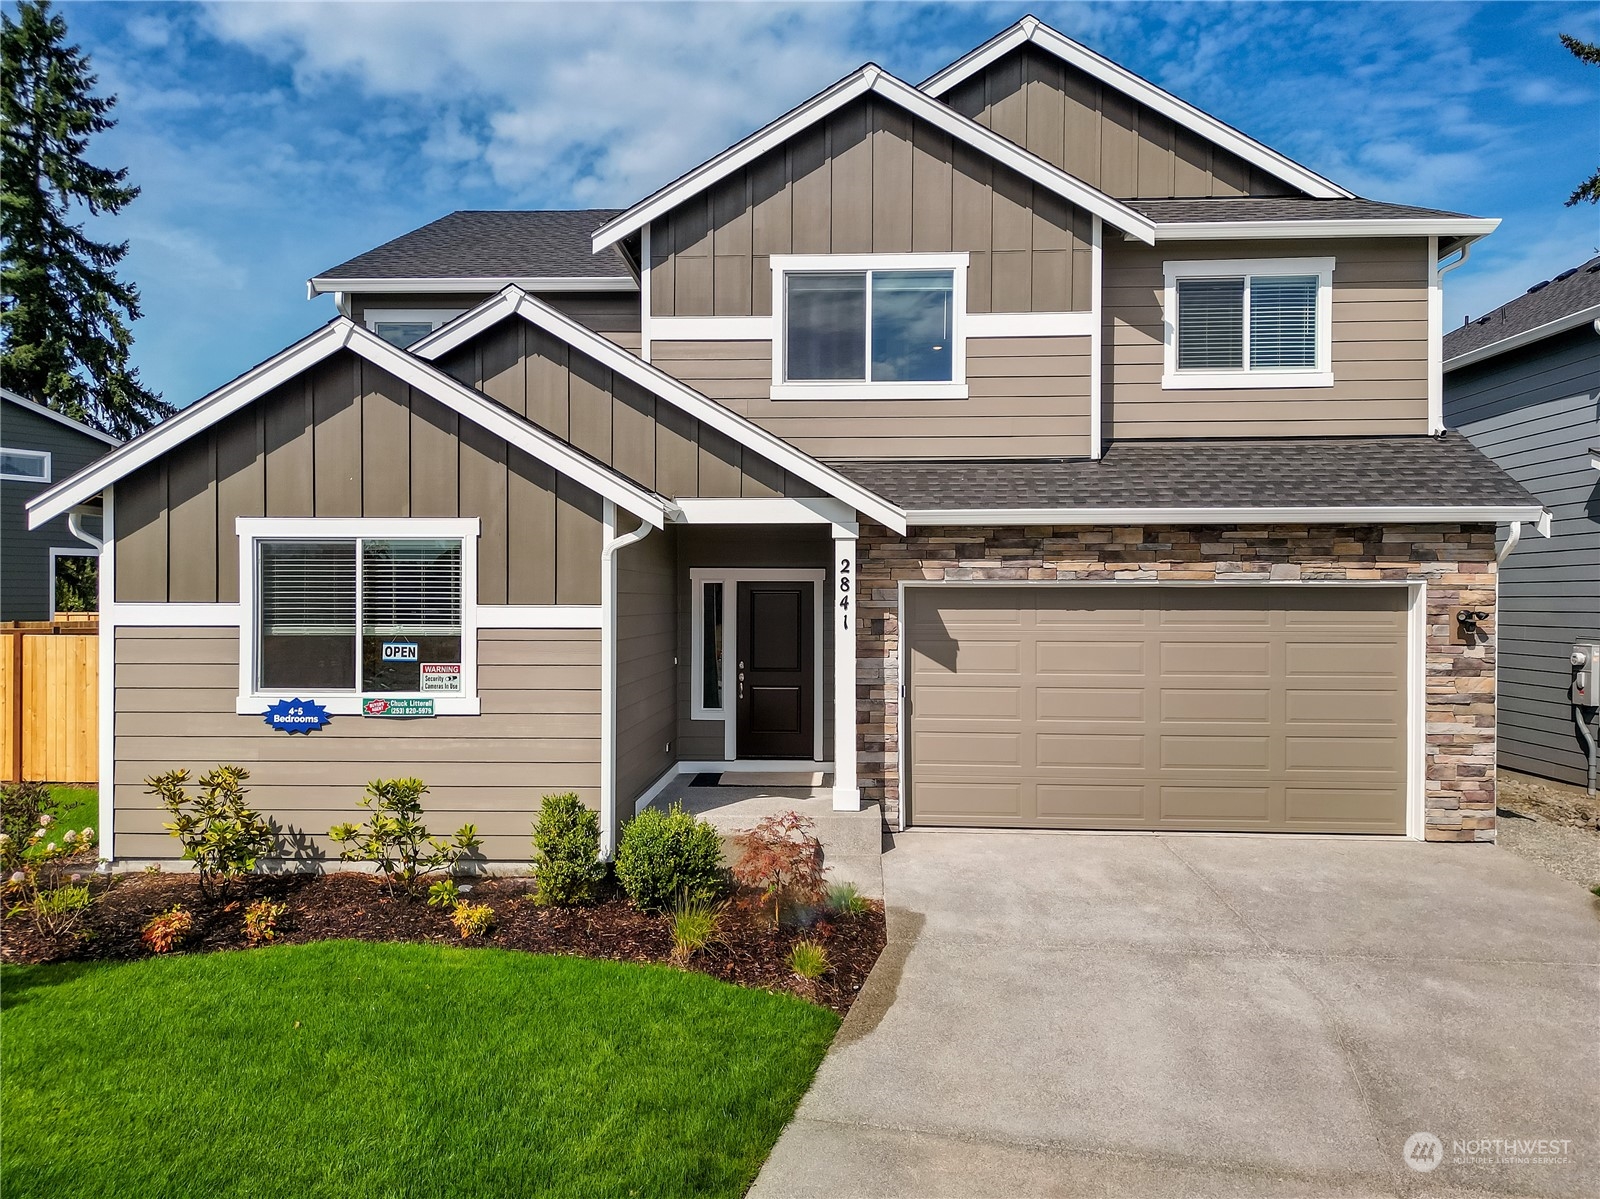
[[381, 642, 418, 661]]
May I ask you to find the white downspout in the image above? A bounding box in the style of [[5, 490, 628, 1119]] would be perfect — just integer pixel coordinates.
[[1429, 241, 1472, 436], [600, 501, 653, 858], [1495, 521, 1520, 566]]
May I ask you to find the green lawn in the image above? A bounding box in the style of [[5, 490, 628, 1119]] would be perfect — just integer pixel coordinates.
[[2, 941, 838, 1198], [47, 786, 96, 833]]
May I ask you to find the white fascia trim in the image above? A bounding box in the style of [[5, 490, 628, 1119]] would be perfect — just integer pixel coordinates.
[[412, 288, 909, 534], [1442, 303, 1600, 372], [1148, 218, 1500, 241], [309, 276, 638, 295], [475, 605, 602, 629], [651, 316, 773, 341], [967, 311, 1093, 338], [674, 497, 859, 535], [902, 506, 1550, 526], [592, 65, 1156, 252], [1161, 256, 1334, 392], [27, 320, 670, 532], [920, 17, 1352, 201], [0, 387, 121, 445]]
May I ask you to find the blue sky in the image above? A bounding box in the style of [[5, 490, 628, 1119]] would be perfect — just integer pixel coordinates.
[[49, 0, 1600, 408]]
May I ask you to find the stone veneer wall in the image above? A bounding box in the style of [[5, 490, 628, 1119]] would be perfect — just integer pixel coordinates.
[[854, 524, 1499, 841]]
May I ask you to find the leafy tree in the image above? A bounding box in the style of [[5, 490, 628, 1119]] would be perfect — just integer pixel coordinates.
[[1, 0, 170, 436], [1561, 34, 1600, 206]]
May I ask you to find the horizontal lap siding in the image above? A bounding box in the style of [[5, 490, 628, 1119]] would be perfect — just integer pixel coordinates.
[[615, 527, 677, 827], [942, 44, 1297, 199], [650, 337, 1091, 458], [112, 626, 601, 863], [437, 322, 820, 500], [650, 94, 1094, 318], [114, 349, 602, 606], [1105, 237, 1430, 439], [1445, 327, 1600, 787], [347, 291, 641, 353]]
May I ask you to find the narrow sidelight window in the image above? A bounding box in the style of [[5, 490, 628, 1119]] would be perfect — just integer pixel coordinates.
[[701, 581, 724, 710]]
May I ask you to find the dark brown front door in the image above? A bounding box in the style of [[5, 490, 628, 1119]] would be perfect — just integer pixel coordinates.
[[736, 581, 815, 759]]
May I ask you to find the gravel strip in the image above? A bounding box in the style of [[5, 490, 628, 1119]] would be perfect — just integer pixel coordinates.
[[1495, 810, 1600, 889]]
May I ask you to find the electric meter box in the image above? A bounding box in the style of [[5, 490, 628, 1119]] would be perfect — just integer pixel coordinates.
[[1572, 642, 1600, 706]]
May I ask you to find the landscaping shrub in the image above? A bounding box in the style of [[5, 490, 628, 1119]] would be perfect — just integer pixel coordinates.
[[450, 901, 495, 939], [670, 892, 722, 961], [1, 782, 56, 870], [329, 777, 481, 896], [426, 878, 461, 908], [12, 879, 93, 938], [147, 765, 274, 896], [731, 811, 825, 926], [141, 905, 194, 954], [614, 802, 724, 912], [531, 792, 606, 906], [243, 899, 287, 946], [787, 939, 829, 980], [825, 882, 868, 915]]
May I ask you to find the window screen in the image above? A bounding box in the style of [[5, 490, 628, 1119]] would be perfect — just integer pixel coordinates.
[[871, 270, 954, 382], [1248, 275, 1318, 368], [1175, 278, 1245, 370], [258, 540, 357, 690], [360, 539, 463, 693]]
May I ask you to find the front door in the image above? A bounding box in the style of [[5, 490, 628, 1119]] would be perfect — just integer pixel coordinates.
[[736, 581, 815, 759]]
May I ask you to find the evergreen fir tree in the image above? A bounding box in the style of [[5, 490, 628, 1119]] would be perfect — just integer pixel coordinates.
[[1, 0, 170, 436], [1561, 34, 1600, 206]]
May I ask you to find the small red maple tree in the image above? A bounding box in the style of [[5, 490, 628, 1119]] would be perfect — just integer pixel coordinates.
[[730, 810, 825, 926]]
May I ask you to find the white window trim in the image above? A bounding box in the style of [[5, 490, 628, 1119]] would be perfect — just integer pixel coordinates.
[[363, 309, 466, 340], [47, 546, 96, 614], [1, 447, 51, 483], [235, 517, 481, 717], [770, 253, 969, 400], [1162, 256, 1334, 390], [688, 567, 827, 761]]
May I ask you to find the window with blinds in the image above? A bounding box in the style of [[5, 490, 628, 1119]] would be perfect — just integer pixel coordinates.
[[256, 537, 463, 694], [1173, 269, 1323, 377]]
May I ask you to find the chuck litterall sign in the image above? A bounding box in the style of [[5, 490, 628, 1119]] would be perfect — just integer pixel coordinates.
[[262, 698, 332, 734], [363, 697, 434, 718]]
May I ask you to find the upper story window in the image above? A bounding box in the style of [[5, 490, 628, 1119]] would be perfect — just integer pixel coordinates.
[[0, 447, 50, 483], [1163, 257, 1334, 390], [364, 309, 466, 348], [237, 518, 480, 716], [771, 254, 968, 400]]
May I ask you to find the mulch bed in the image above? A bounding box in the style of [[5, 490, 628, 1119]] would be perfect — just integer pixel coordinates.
[[0, 872, 887, 1017]]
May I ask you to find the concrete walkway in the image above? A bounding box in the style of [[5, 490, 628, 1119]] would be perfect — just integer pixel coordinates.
[[751, 833, 1600, 1198]]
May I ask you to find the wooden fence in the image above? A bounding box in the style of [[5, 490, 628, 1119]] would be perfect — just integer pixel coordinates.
[[1, 619, 98, 784]]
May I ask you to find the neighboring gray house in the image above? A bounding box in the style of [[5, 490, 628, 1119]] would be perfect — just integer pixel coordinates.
[[1, 387, 118, 620], [1444, 258, 1600, 788]]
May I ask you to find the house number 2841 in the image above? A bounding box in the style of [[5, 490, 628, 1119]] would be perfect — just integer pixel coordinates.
[[838, 558, 851, 629]]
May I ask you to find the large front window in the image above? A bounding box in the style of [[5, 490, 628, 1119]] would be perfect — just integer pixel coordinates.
[[257, 536, 462, 694]]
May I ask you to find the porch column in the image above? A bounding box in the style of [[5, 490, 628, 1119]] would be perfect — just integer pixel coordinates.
[[832, 525, 861, 811]]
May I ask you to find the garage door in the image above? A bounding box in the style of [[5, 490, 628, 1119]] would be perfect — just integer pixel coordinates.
[[906, 587, 1409, 834]]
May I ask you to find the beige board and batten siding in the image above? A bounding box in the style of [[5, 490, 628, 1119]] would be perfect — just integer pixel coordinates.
[[649, 336, 1091, 459], [942, 43, 1299, 200], [649, 94, 1095, 318], [114, 349, 603, 606], [1105, 237, 1430, 439], [113, 626, 602, 860], [615, 525, 678, 825], [349, 290, 642, 354], [435, 319, 826, 498]]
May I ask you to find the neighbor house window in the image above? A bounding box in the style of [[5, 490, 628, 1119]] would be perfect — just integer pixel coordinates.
[[771, 254, 968, 399], [0, 447, 50, 483], [1163, 257, 1334, 389], [363, 309, 465, 348]]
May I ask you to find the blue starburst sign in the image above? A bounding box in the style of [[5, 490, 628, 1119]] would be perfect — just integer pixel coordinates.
[[262, 698, 332, 735]]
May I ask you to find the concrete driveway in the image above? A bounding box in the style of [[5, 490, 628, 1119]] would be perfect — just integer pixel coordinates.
[[752, 833, 1599, 1198]]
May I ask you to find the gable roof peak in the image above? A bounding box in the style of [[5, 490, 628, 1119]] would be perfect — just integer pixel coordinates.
[[922, 15, 1354, 201]]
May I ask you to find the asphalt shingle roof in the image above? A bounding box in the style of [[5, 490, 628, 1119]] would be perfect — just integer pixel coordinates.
[[831, 434, 1539, 512], [1443, 255, 1600, 362], [315, 210, 630, 281], [1128, 197, 1474, 222]]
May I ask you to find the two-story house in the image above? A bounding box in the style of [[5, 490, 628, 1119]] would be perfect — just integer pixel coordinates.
[[29, 17, 1545, 867]]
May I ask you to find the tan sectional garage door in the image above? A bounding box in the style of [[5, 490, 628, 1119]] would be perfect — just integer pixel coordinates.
[[906, 587, 1409, 834]]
